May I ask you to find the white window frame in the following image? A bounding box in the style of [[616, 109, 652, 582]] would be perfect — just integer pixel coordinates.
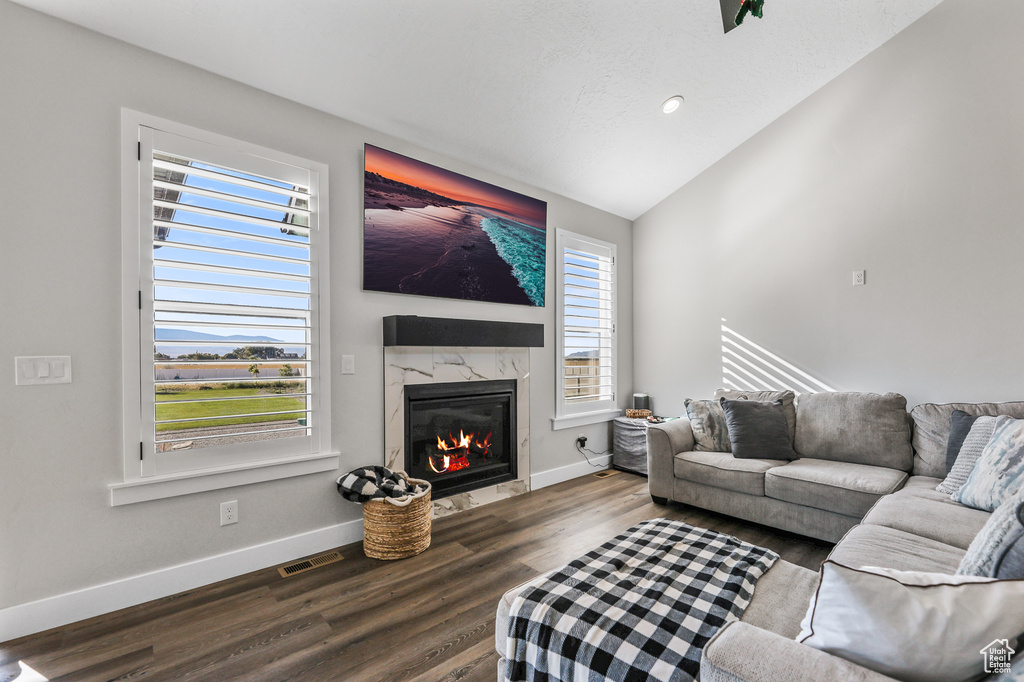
[[551, 229, 620, 430], [111, 110, 336, 505]]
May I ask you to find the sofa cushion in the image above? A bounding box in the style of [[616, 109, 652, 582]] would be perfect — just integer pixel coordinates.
[[685, 398, 731, 452], [675, 451, 788, 496], [901, 474, 945, 491], [959, 487, 1024, 579], [861, 478, 991, 550], [739, 560, 818, 639], [720, 398, 796, 461], [910, 401, 1024, 479], [828, 523, 965, 574], [714, 389, 796, 443], [794, 392, 912, 471], [701, 622, 899, 682], [765, 459, 907, 518]]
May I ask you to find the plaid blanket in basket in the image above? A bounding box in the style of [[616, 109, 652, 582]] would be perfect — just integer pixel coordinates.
[[505, 518, 778, 682], [336, 466, 428, 503]]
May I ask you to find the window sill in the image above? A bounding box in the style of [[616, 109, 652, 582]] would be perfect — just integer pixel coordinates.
[[109, 452, 340, 506], [551, 409, 622, 431]]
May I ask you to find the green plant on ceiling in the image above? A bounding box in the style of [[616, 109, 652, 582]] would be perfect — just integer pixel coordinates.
[[735, 0, 764, 25]]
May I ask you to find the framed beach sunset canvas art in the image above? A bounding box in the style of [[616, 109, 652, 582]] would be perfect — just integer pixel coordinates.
[[363, 144, 547, 306]]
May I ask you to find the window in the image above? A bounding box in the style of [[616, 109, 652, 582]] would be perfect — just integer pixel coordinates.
[[114, 111, 334, 505], [552, 229, 619, 429]]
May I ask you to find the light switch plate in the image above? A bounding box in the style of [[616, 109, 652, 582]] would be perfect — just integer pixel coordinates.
[[15, 356, 72, 385], [341, 355, 355, 375]]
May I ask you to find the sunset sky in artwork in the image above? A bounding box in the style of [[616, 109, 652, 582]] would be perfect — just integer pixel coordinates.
[[364, 144, 547, 228]]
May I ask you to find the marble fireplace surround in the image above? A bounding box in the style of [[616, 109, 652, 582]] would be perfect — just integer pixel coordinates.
[[383, 316, 543, 518]]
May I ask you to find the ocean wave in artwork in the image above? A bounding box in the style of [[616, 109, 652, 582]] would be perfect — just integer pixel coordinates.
[[479, 214, 546, 307]]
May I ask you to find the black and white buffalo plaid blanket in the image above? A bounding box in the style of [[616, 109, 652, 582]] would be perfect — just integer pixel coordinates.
[[505, 518, 778, 682], [335, 466, 428, 503]]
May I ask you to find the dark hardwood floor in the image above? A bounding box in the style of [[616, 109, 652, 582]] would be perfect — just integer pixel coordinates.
[[1, 472, 832, 682]]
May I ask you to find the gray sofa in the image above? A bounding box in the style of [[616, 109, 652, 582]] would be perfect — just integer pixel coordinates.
[[495, 395, 1024, 681], [684, 396, 1024, 681], [647, 390, 915, 544]]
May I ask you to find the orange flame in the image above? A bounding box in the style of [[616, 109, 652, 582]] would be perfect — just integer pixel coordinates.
[[436, 429, 479, 453], [429, 428, 487, 473]]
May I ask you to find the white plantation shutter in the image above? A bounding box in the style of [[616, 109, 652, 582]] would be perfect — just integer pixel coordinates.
[[556, 230, 617, 418], [134, 125, 328, 477]]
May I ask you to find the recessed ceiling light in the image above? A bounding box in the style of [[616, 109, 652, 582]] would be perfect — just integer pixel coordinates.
[[662, 96, 684, 114]]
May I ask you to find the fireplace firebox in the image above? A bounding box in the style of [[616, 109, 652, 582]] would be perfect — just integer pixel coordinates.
[[404, 380, 517, 499]]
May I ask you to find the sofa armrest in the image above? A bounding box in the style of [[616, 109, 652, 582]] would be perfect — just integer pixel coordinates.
[[700, 622, 898, 682], [646, 419, 694, 500]]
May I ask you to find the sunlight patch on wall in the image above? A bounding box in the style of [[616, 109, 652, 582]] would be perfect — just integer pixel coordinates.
[[722, 323, 834, 394]]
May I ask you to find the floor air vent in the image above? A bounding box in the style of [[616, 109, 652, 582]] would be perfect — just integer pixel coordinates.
[[594, 470, 618, 479], [278, 551, 343, 578]]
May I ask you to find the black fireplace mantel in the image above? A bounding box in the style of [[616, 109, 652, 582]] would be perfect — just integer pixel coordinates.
[[382, 315, 544, 348]]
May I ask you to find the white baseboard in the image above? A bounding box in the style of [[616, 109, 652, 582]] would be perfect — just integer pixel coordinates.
[[531, 455, 611, 490], [0, 518, 363, 643], [3, 461, 616, 643]]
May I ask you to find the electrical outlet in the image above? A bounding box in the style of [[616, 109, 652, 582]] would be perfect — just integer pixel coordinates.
[[341, 354, 355, 374], [220, 500, 238, 526], [852, 270, 866, 286], [577, 434, 587, 448]]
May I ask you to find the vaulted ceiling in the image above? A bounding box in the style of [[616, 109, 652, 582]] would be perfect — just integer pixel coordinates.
[[12, 0, 944, 219]]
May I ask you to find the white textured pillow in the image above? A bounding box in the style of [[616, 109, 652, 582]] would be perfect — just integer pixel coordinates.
[[797, 562, 1024, 682], [936, 415, 998, 496]]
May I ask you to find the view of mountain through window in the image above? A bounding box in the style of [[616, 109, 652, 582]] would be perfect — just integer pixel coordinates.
[[150, 151, 313, 453]]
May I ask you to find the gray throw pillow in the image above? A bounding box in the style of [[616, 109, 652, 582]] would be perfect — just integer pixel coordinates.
[[936, 416, 998, 496], [946, 410, 979, 474], [714, 389, 796, 443], [720, 398, 797, 461], [955, 416, 1024, 512], [958, 488, 1024, 579], [685, 398, 731, 452]]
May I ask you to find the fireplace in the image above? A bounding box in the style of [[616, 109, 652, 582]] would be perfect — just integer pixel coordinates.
[[404, 379, 517, 498], [384, 316, 539, 515]]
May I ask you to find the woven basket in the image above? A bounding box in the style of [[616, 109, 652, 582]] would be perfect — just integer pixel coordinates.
[[362, 473, 432, 560], [626, 409, 652, 419]]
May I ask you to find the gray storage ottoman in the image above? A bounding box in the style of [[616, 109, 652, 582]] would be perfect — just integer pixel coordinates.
[[613, 416, 649, 475]]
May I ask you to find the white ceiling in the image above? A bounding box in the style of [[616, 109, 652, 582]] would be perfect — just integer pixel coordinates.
[[13, 0, 944, 219]]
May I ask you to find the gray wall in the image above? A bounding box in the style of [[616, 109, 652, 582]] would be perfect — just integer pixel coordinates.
[[634, 0, 1024, 417], [0, 1, 632, 609]]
